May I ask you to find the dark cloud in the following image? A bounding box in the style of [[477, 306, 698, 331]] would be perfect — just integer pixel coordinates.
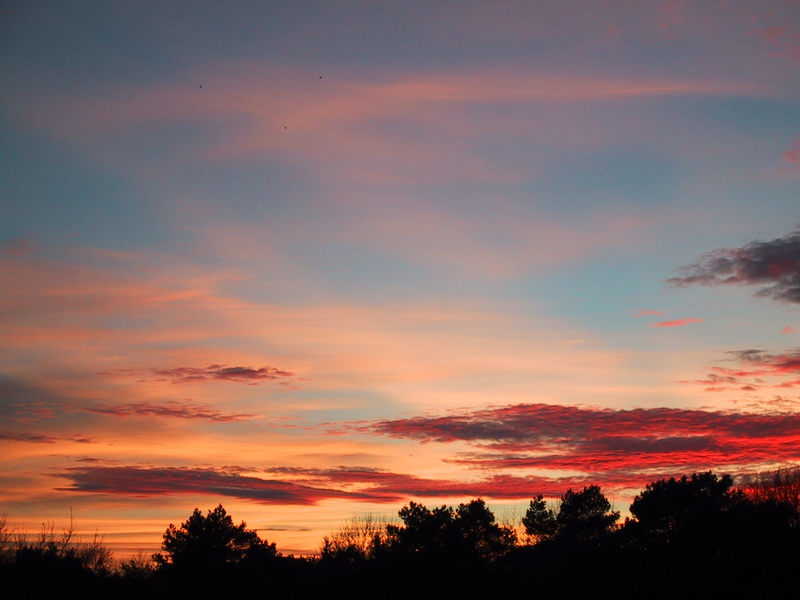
[[668, 230, 800, 303], [363, 403, 800, 445], [0, 378, 71, 421], [141, 364, 294, 384], [59, 466, 362, 505], [85, 401, 254, 422], [0, 431, 94, 444], [58, 465, 598, 503]]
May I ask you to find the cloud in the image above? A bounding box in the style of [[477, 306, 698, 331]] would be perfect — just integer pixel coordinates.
[[84, 401, 254, 422], [635, 309, 665, 317], [148, 364, 294, 385], [364, 403, 800, 445], [357, 403, 800, 480], [687, 348, 800, 393], [59, 464, 654, 504], [784, 139, 800, 165], [59, 466, 364, 505], [0, 431, 94, 444], [58, 464, 602, 503], [668, 230, 800, 303], [651, 318, 704, 328]]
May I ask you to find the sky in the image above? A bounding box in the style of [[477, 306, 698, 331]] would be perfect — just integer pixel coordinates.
[[1, 0, 800, 557]]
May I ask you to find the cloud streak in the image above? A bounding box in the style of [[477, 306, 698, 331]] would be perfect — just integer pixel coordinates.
[[0, 431, 95, 444], [149, 364, 294, 385], [85, 401, 254, 422], [58, 464, 643, 504], [669, 230, 800, 303], [651, 318, 704, 328]]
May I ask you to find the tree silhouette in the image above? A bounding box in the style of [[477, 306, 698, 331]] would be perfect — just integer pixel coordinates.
[[629, 471, 739, 544], [454, 499, 517, 561], [154, 504, 276, 572], [555, 485, 619, 542], [522, 494, 556, 542], [384, 499, 515, 563]]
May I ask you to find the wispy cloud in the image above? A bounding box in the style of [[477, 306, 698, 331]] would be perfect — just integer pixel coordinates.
[[59, 466, 360, 505], [668, 230, 800, 303], [651, 318, 704, 328], [84, 401, 254, 422], [0, 431, 95, 444], [693, 348, 800, 393], [58, 464, 646, 503], [144, 365, 293, 385]]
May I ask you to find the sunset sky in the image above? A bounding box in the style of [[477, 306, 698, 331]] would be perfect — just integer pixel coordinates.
[[2, 1, 800, 557]]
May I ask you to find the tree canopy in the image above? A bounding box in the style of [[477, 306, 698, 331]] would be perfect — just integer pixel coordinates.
[[384, 498, 516, 563], [153, 504, 276, 571], [523, 485, 618, 543]]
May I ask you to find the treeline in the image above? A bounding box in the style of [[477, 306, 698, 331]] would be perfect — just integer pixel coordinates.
[[2, 469, 800, 599]]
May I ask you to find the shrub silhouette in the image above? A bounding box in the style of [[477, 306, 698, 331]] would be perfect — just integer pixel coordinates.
[[320, 514, 389, 564]]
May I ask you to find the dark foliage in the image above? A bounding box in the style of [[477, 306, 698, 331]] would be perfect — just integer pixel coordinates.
[[153, 503, 276, 571], [522, 494, 556, 540], [556, 485, 619, 542], [2, 470, 800, 599]]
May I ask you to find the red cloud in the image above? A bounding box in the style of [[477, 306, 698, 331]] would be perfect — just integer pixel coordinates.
[[651, 318, 704, 328], [357, 403, 800, 485], [691, 348, 800, 393]]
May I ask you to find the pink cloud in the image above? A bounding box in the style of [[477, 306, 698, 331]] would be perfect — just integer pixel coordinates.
[[782, 326, 795, 334], [783, 138, 800, 165], [651, 318, 704, 328], [685, 348, 800, 395], [4, 64, 758, 192], [635, 309, 666, 317]]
